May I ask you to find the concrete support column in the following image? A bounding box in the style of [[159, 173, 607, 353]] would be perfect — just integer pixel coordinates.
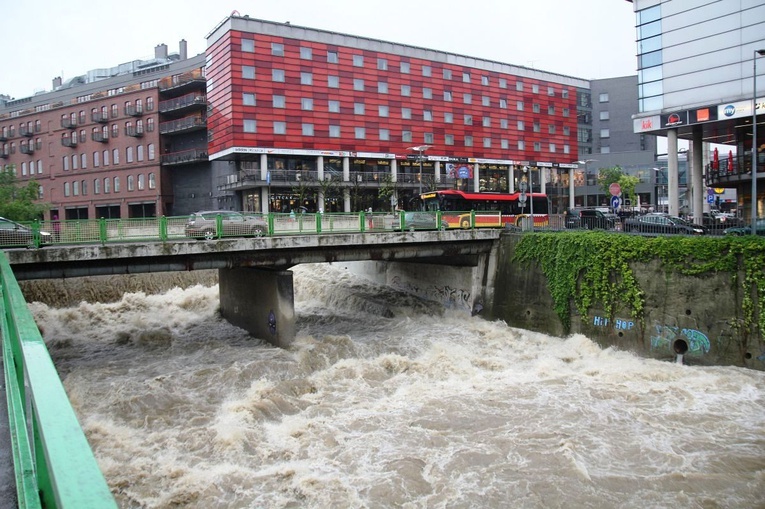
[[509, 166, 515, 193], [317, 155, 324, 180], [474, 163, 480, 192], [344, 188, 351, 212], [692, 134, 704, 224], [260, 187, 269, 213], [668, 129, 680, 217], [435, 161, 441, 183], [260, 154, 268, 180], [569, 168, 576, 209], [219, 268, 295, 348], [540, 168, 547, 195], [343, 157, 351, 212]]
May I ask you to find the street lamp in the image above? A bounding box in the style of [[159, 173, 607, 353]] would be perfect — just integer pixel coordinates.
[[407, 145, 433, 196], [752, 49, 765, 235]]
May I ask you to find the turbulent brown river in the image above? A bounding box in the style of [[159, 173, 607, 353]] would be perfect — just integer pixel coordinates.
[[28, 264, 765, 508]]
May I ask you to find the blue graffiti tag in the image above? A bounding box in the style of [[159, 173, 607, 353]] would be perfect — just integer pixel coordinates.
[[650, 324, 710, 354]]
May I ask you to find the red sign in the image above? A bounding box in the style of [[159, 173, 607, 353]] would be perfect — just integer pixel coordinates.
[[609, 182, 621, 196]]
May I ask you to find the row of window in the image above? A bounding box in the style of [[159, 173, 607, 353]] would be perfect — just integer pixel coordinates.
[[241, 38, 568, 97], [61, 144, 156, 171], [62, 173, 157, 197], [241, 89, 570, 118]]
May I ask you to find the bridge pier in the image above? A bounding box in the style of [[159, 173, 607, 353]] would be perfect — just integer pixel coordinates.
[[219, 267, 296, 348]]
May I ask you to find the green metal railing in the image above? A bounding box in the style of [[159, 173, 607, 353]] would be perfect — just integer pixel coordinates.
[[1, 251, 117, 508]]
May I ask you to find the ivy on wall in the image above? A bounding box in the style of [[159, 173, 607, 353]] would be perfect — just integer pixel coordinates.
[[512, 232, 765, 335]]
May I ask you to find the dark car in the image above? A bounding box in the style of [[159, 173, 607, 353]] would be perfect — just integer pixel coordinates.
[[723, 218, 765, 236], [565, 208, 619, 230], [184, 211, 268, 240], [623, 213, 707, 235], [0, 217, 52, 248], [393, 211, 448, 231]]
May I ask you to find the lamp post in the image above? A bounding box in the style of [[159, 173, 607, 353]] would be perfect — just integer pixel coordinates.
[[407, 145, 432, 196], [752, 49, 765, 235]]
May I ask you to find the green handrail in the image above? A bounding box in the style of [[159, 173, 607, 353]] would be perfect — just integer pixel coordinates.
[[0, 252, 117, 508]]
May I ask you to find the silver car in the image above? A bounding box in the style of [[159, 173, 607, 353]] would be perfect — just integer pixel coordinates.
[[184, 211, 268, 240]]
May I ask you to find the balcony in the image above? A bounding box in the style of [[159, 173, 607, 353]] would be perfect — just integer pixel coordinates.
[[20, 144, 34, 155], [91, 132, 109, 143], [61, 118, 77, 129], [92, 112, 109, 123], [61, 138, 77, 148], [125, 105, 144, 117], [125, 126, 144, 138], [0, 150, 8, 159], [0, 134, 7, 142], [158, 93, 207, 114], [160, 148, 208, 166], [159, 70, 206, 94], [19, 126, 35, 137], [159, 115, 206, 135]]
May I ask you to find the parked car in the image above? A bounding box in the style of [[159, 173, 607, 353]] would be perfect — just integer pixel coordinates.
[[623, 213, 707, 235], [393, 211, 448, 231], [184, 211, 268, 240], [0, 217, 52, 248], [723, 218, 765, 236], [565, 208, 619, 230]]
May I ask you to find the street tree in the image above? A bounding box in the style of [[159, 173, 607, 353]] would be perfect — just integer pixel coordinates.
[[597, 166, 640, 207], [0, 169, 47, 220]]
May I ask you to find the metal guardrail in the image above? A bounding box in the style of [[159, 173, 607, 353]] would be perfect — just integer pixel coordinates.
[[1, 251, 117, 508]]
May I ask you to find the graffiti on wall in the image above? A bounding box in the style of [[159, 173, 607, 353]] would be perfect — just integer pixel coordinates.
[[650, 323, 710, 355], [390, 276, 472, 311]]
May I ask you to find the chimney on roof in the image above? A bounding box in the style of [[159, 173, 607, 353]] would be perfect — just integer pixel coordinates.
[[155, 43, 168, 60], [52, 77, 62, 89], [179, 39, 188, 60]]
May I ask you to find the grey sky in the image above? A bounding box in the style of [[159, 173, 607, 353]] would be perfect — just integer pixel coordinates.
[[1, 0, 637, 100]]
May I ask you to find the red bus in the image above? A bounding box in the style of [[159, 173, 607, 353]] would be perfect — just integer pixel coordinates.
[[419, 189, 550, 229]]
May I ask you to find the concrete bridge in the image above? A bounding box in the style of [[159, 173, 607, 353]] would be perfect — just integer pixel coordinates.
[[6, 229, 502, 347]]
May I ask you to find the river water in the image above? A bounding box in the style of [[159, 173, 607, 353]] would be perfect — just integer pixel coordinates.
[[28, 263, 765, 508]]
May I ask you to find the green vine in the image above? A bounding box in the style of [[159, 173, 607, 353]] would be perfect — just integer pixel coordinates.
[[512, 232, 765, 336]]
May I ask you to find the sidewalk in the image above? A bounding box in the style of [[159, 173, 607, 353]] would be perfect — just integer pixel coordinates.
[[0, 348, 19, 508]]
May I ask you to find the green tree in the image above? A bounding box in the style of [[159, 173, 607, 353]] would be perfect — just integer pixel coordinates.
[[0, 169, 47, 220], [597, 166, 640, 206]]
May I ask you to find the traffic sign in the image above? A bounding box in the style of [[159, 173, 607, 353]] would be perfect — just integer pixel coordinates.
[[609, 182, 621, 196], [610, 195, 621, 210]]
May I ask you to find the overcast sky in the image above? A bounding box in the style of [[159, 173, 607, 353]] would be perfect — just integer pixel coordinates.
[[0, 0, 637, 99]]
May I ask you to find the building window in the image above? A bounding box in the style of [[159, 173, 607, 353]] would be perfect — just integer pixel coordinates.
[[464, 114, 473, 125], [354, 103, 365, 115], [138, 173, 145, 190], [243, 119, 257, 133], [242, 39, 255, 52], [532, 84, 539, 94], [483, 138, 491, 148], [64, 182, 70, 196], [329, 125, 340, 138], [328, 75, 339, 88], [533, 121, 541, 133], [516, 81, 524, 91], [94, 178, 100, 194], [518, 140, 525, 151], [103, 149, 109, 166], [533, 103, 540, 113], [463, 93, 472, 104], [148, 144, 154, 160], [600, 111, 610, 120], [548, 105, 555, 115], [302, 123, 314, 136], [499, 98, 507, 109], [126, 146, 133, 163], [149, 173, 156, 189], [600, 128, 610, 138], [301, 98, 314, 111], [301, 72, 313, 85], [127, 175, 134, 191], [444, 90, 452, 102], [534, 142, 541, 151], [274, 121, 286, 134], [354, 78, 364, 91], [462, 72, 471, 83], [114, 176, 120, 192], [243, 66, 255, 79], [563, 144, 570, 154], [549, 143, 556, 153], [271, 43, 284, 56], [562, 89, 569, 99], [422, 65, 431, 77], [113, 148, 119, 165], [104, 177, 110, 193], [401, 84, 411, 97], [563, 108, 570, 117], [444, 112, 453, 123], [137, 145, 144, 162], [379, 128, 390, 141], [300, 47, 312, 60], [400, 61, 410, 73], [599, 93, 609, 103], [549, 125, 556, 134], [548, 86, 555, 96], [563, 126, 570, 135], [464, 136, 473, 147], [402, 107, 412, 119], [445, 134, 454, 145], [482, 96, 490, 107], [379, 105, 389, 117], [273, 95, 286, 108], [443, 69, 452, 80], [601, 146, 611, 154], [378, 82, 388, 94], [517, 101, 524, 111], [355, 127, 365, 139], [353, 54, 364, 67], [482, 117, 491, 127], [424, 133, 434, 144], [499, 78, 507, 89], [482, 75, 489, 86], [377, 58, 387, 70], [327, 51, 338, 63], [243, 93, 256, 106], [423, 87, 432, 99], [329, 100, 340, 113], [501, 139, 509, 149], [402, 130, 412, 142], [272, 69, 285, 82]]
